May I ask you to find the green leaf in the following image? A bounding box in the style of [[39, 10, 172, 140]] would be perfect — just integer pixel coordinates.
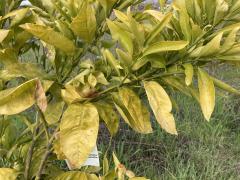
[[98, 0, 118, 14], [183, 63, 194, 86], [113, 88, 153, 134], [70, 2, 96, 43], [212, 77, 240, 95], [0, 79, 37, 115], [190, 33, 223, 57], [102, 49, 123, 75], [0, 168, 18, 180], [145, 12, 173, 45], [95, 102, 119, 136], [53, 171, 99, 180], [144, 81, 178, 135], [142, 41, 189, 57], [60, 103, 99, 169], [107, 19, 133, 55], [198, 68, 215, 121], [20, 23, 76, 54]]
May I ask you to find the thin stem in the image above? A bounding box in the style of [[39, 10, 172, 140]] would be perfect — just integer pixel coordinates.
[[37, 106, 50, 142], [24, 112, 40, 180], [35, 107, 65, 180], [35, 126, 60, 180]]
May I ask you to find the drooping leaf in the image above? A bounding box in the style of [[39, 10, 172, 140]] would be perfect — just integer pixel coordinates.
[[0, 168, 18, 180], [142, 41, 189, 57], [95, 102, 119, 136], [113, 88, 152, 134], [198, 68, 215, 121], [71, 2, 96, 43], [183, 63, 194, 86], [35, 80, 47, 112], [60, 103, 99, 168], [20, 23, 76, 54], [144, 81, 178, 135]]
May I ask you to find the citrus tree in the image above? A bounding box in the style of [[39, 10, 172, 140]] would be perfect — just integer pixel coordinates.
[[0, 0, 240, 179]]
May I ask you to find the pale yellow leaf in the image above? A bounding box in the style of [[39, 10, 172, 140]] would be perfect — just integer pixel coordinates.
[[198, 68, 215, 121], [60, 103, 99, 169], [144, 81, 178, 135]]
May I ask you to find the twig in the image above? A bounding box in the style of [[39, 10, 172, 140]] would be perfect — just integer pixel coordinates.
[[24, 112, 40, 180], [35, 107, 65, 180]]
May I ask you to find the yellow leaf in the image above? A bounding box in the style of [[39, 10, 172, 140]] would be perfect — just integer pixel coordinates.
[[20, 23, 76, 54], [0, 168, 18, 180], [0, 79, 37, 115], [0, 29, 10, 43], [183, 63, 194, 86], [95, 102, 119, 136], [145, 12, 173, 45], [71, 2, 96, 43], [107, 19, 133, 55], [60, 103, 99, 169], [113, 88, 153, 134], [142, 41, 189, 57], [144, 81, 178, 135], [190, 33, 223, 57], [44, 100, 65, 125], [53, 171, 99, 180], [198, 68, 215, 121]]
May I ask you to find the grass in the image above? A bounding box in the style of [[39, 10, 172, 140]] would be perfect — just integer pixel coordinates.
[[99, 93, 240, 179]]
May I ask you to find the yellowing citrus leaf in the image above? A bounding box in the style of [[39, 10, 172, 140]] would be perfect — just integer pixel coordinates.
[[183, 63, 194, 86], [143, 41, 189, 57], [0, 79, 37, 115], [20, 23, 76, 54], [71, 2, 96, 43], [145, 12, 173, 45], [60, 103, 99, 169], [0, 168, 18, 180], [144, 81, 178, 135], [0, 29, 10, 43], [198, 68, 215, 121], [53, 171, 99, 180], [95, 102, 119, 136], [102, 49, 123, 76], [107, 19, 133, 55], [113, 88, 152, 134], [190, 33, 223, 57]]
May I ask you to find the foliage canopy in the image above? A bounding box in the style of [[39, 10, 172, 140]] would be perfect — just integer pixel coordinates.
[[0, 0, 240, 179]]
